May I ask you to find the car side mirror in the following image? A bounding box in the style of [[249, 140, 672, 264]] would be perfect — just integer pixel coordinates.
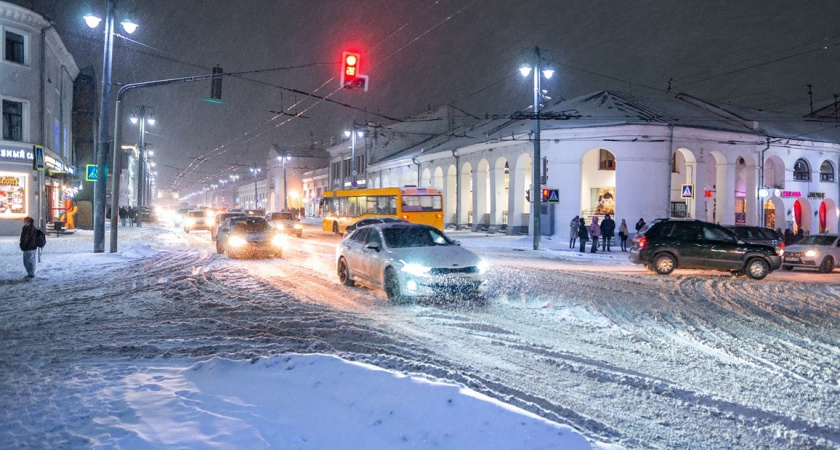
[[366, 242, 381, 252]]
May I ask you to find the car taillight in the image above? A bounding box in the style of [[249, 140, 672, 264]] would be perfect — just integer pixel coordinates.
[[637, 236, 647, 250]]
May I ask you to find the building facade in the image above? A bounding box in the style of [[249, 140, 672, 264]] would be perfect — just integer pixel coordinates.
[[0, 1, 79, 235]]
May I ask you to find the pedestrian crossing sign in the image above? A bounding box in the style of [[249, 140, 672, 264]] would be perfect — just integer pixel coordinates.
[[86, 164, 98, 182], [681, 183, 694, 199], [543, 188, 560, 204]]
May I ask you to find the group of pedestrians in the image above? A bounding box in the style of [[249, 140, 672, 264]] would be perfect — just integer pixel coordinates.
[[118, 206, 139, 227], [569, 215, 645, 253]]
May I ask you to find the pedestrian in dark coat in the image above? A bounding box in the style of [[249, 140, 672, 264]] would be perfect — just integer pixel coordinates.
[[589, 216, 601, 253], [119, 206, 127, 227], [569, 215, 579, 249], [577, 217, 589, 253], [600, 213, 616, 251], [783, 228, 793, 246], [635, 218, 646, 233], [19, 216, 44, 278]]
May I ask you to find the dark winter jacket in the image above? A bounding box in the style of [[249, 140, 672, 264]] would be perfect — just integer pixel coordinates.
[[20, 223, 40, 251], [577, 221, 589, 241], [600, 218, 616, 237]]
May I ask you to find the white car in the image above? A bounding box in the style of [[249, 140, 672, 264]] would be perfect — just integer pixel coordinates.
[[782, 234, 840, 273], [336, 222, 488, 302]]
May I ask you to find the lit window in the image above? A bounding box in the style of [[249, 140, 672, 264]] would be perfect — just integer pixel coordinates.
[[793, 158, 810, 181], [820, 160, 834, 182], [599, 149, 615, 170]]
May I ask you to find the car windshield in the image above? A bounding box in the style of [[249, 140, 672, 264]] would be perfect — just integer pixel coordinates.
[[270, 213, 296, 220], [798, 235, 838, 246], [232, 220, 270, 232], [187, 211, 206, 218], [382, 227, 451, 248]]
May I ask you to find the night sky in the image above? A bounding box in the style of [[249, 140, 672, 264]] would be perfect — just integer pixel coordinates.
[[9, 0, 840, 195]]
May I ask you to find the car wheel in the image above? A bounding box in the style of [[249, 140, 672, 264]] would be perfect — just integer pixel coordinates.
[[384, 267, 404, 302], [745, 258, 770, 280], [332, 221, 339, 234], [337, 257, 354, 286], [819, 256, 835, 273], [783, 265, 794, 271], [653, 253, 676, 275]]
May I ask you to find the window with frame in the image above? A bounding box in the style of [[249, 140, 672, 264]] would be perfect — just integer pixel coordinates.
[[793, 158, 810, 181], [2, 99, 24, 141], [599, 149, 615, 170], [4, 31, 25, 64], [820, 160, 834, 182]]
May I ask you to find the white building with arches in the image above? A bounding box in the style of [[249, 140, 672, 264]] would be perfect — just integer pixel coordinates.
[[350, 91, 840, 239]]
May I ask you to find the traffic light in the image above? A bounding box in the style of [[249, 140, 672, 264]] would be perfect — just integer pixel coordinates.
[[542, 189, 550, 201], [210, 65, 223, 100], [341, 51, 360, 87]]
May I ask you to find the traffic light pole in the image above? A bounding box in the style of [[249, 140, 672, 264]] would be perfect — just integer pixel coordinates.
[[530, 47, 542, 251]]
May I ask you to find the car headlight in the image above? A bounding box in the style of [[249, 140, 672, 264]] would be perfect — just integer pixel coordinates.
[[401, 263, 431, 276], [184, 218, 196, 227], [294, 224, 303, 229], [274, 223, 285, 229], [228, 236, 247, 247], [805, 249, 818, 258], [272, 234, 285, 247], [477, 259, 489, 274]]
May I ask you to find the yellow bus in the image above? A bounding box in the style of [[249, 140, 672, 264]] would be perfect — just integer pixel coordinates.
[[321, 187, 445, 234]]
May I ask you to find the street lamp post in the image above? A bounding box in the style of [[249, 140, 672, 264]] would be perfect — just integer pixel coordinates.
[[249, 167, 261, 209], [130, 106, 153, 227], [87, 0, 137, 252], [519, 46, 554, 251]]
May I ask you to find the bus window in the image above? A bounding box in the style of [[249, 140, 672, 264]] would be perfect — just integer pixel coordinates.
[[403, 195, 442, 212]]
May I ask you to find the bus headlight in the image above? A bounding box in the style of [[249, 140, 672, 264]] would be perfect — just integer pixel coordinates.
[[228, 236, 247, 248]]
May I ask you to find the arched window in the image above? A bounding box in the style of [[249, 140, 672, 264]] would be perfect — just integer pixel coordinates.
[[793, 158, 810, 181], [599, 149, 615, 170], [820, 160, 835, 182]]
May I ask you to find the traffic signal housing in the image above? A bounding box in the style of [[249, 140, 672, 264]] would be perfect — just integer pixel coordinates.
[[210, 65, 223, 100], [341, 51, 360, 87]]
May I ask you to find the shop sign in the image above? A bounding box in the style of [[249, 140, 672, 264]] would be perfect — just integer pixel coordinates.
[[0, 171, 28, 217], [807, 192, 825, 199], [778, 190, 801, 198], [0, 147, 34, 162]]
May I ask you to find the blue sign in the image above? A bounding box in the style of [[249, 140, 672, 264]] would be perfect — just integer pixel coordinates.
[[545, 188, 560, 204], [86, 164, 98, 182], [681, 183, 694, 199], [33, 146, 45, 171]]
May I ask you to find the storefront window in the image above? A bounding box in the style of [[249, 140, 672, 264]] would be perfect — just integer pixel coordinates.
[[599, 149, 615, 170], [0, 172, 28, 217]]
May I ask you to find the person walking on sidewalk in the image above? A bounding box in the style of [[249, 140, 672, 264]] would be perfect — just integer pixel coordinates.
[[618, 219, 629, 251], [589, 216, 601, 253], [569, 215, 579, 249], [600, 213, 615, 252], [577, 217, 589, 253], [20, 216, 45, 278]]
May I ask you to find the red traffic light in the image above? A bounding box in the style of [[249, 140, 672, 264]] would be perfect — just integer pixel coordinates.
[[341, 51, 360, 86]]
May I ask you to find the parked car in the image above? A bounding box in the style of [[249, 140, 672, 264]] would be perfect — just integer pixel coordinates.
[[629, 218, 782, 280], [211, 211, 246, 240], [336, 222, 488, 301], [140, 206, 157, 223], [724, 225, 785, 255], [216, 216, 284, 258], [343, 217, 409, 236], [267, 211, 303, 237], [782, 234, 840, 273], [183, 209, 213, 233]]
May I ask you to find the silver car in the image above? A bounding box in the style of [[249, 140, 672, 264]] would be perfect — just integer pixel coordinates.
[[782, 234, 840, 273], [336, 223, 488, 301], [216, 216, 285, 259]]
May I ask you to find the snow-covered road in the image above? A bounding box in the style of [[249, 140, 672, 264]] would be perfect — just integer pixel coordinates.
[[1, 223, 838, 448]]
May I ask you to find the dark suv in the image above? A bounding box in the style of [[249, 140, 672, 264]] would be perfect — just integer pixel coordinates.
[[629, 219, 782, 280]]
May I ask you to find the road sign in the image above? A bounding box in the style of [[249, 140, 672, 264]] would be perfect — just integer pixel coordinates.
[[86, 164, 98, 181], [544, 188, 560, 204], [33, 145, 44, 171], [681, 183, 694, 199]]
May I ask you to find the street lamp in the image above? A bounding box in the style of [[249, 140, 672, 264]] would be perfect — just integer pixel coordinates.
[[130, 105, 154, 227], [277, 155, 291, 211], [343, 127, 364, 188], [249, 167, 261, 209], [519, 46, 554, 251], [86, 0, 138, 253]]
